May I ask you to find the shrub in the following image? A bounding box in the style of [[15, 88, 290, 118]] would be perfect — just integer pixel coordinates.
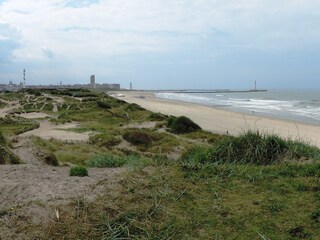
[[88, 154, 126, 168], [123, 130, 152, 145], [69, 166, 88, 177], [167, 116, 201, 134], [43, 153, 59, 166], [97, 101, 112, 109], [125, 103, 145, 111], [149, 112, 167, 121], [43, 103, 54, 111], [90, 134, 121, 147]]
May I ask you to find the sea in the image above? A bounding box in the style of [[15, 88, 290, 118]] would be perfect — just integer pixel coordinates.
[[155, 89, 320, 126]]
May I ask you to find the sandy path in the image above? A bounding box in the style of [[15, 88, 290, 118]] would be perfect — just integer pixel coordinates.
[[115, 91, 320, 147]]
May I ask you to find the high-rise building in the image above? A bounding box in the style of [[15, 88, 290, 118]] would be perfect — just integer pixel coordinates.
[[90, 75, 96, 88]]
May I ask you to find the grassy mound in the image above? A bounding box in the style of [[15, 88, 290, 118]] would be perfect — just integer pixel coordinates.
[[125, 103, 145, 111], [167, 116, 201, 134], [123, 130, 152, 145], [97, 101, 112, 109], [182, 131, 320, 166], [149, 112, 168, 121]]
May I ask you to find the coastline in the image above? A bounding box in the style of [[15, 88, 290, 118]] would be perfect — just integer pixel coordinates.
[[113, 91, 320, 147]]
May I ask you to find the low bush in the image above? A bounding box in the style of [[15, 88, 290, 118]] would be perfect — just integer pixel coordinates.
[[125, 103, 145, 111], [90, 134, 121, 147], [167, 116, 201, 134], [42, 103, 54, 111], [123, 130, 152, 145], [69, 166, 88, 177], [97, 101, 112, 109], [43, 152, 59, 166], [149, 112, 167, 121]]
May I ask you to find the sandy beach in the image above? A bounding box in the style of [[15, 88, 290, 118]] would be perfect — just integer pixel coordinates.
[[113, 91, 320, 147]]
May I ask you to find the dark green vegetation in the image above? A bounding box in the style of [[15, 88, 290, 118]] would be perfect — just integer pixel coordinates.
[[1, 89, 320, 239], [167, 115, 202, 133], [69, 166, 88, 177], [182, 131, 320, 167]]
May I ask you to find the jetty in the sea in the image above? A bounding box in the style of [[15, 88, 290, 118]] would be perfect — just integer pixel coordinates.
[[155, 89, 268, 94]]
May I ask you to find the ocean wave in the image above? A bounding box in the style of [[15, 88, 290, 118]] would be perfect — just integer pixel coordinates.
[[156, 91, 320, 124]]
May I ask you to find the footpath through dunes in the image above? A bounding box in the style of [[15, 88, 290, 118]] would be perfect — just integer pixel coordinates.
[[114, 91, 320, 147]]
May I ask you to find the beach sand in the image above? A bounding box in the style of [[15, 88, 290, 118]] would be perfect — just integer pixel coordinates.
[[113, 91, 320, 147]]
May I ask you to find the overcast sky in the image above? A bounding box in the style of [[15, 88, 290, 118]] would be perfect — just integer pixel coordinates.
[[1, 0, 320, 89]]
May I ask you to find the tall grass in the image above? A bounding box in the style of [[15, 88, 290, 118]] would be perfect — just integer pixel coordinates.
[[181, 131, 320, 167], [87, 153, 151, 170]]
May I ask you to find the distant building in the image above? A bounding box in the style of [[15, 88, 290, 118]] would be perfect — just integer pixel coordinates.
[[90, 75, 96, 88]]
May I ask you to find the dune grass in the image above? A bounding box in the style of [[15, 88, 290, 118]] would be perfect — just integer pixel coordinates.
[[181, 131, 320, 168], [36, 158, 320, 239], [87, 153, 151, 170]]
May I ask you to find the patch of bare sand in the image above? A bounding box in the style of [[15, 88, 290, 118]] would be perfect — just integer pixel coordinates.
[[122, 121, 157, 129], [19, 120, 91, 142], [18, 112, 51, 119]]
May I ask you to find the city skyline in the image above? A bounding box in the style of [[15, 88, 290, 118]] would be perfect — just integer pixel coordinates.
[[1, 0, 320, 90]]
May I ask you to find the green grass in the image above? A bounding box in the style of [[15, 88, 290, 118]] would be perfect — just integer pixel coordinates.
[[0, 116, 40, 137], [181, 131, 320, 167], [37, 160, 320, 239], [87, 153, 151, 170], [0, 92, 25, 101], [88, 153, 127, 168], [69, 166, 88, 177], [122, 128, 185, 154], [33, 137, 108, 166]]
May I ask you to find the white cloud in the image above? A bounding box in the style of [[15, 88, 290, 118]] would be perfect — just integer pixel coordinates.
[[1, 0, 320, 62], [1, 0, 320, 87]]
